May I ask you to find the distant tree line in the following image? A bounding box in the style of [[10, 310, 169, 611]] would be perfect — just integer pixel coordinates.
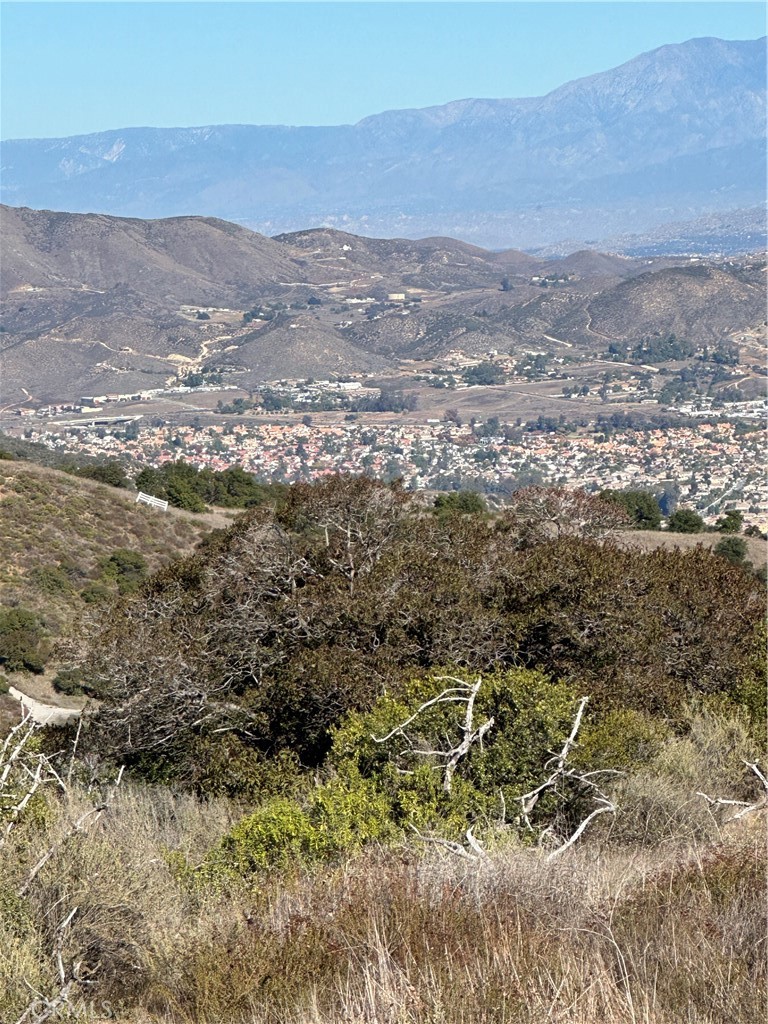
[[135, 462, 286, 513]]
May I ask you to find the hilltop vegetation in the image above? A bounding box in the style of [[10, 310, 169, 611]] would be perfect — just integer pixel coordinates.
[[0, 459, 211, 667], [134, 461, 287, 513], [1, 474, 765, 1023]]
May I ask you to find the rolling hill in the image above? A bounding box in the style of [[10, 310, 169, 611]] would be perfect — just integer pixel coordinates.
[[2, 205, 765, 402]]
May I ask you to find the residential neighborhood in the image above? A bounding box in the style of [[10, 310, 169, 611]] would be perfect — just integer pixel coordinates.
[[11, 413, 767, 530]]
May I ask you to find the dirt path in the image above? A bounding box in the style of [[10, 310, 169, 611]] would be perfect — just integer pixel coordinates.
[[8, 686, 82, 726]]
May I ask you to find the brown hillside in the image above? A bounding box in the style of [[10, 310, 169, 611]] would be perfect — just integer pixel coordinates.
[[0, 205, 303, 304], [0, 460, 216, 636]]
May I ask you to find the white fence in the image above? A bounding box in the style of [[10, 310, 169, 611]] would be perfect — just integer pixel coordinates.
[[135, 491, 169, 512]]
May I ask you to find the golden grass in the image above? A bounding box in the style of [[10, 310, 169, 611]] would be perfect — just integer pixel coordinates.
[[2, 772, 765, 1024], [620, 527, 767, 566]]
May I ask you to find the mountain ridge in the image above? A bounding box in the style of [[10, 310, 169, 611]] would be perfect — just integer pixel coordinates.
[[2, 36, 764, 249], [2, 204, 764, 403]]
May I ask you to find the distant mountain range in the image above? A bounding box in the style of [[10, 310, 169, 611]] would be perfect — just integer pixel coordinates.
[[1, 36, 765, 250]]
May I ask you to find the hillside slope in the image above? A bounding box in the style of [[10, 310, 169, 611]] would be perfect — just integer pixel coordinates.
[[0, 459, 214, 636], [2, 206, 765, 402]]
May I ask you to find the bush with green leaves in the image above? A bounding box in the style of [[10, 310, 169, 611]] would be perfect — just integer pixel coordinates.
[[100, 549, 148, 594], [433, 491, 487, 518], [329, 668, 583, 838], [728, 621, 768, 732], [52, 667, 85, 696], [574, 708, 670, 772], [600, 489, 662, 530], [213, 772, 396, 875], [71, 460, 130, 489], [209, 666, 661, 876], [80, 583, 111, 605], [714, 535, 748, 565], [29, 564, 73, 596], [715, 510, 743, 534], [0, 607, 47, 673], [667, 508, 705, 533], [135, 461, 285, 513]]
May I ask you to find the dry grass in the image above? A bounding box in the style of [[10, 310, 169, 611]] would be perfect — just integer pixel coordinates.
[[0, 460, 214, 643], [2, 744, 765, 1024], [620, 527, 767, 567]]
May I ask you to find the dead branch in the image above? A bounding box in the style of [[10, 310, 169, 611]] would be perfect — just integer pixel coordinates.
[[546, 799, 616, 860], [697, 759, 768, 823], [0, 709, 68, 848], [410, 823, 488, 862], [14, 907, 96, 1024], [516, 696, 619, 858], [19, 764, 125, 896], [372, 676, 494, 794], [519, 696, 590, 820]]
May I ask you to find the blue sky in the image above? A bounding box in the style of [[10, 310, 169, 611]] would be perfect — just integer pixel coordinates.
[[1, 2, 765, 139]]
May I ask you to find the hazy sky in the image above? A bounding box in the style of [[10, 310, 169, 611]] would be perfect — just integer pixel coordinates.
[[1, 2, 765, 139]]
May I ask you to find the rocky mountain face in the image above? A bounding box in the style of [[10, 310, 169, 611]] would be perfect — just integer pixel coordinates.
[[1, 37, 764, 249]]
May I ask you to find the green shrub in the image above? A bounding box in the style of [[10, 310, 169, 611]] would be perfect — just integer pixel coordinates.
[[715, 510, 743, 534], [576, 708, 670, 772], [185, 739, 304, 801], [667, 508, 705, 533], [52, 667, 84, 696], [433, 491, 487, 518], [0, 607, 47, 673], [714, 535, 748, 565], [220, 797, 313, 873], [80, 583, 111, 605], [29, 564, 73, 596], [600, 489, 662, 530], [215, 773, 395, 875], [729, 623, 768, 730], [100, 549, 148, 594], [72, 460, 129, 488], [308, 772, 396, 854], [0, 673, 9, 694], [330, 668, 582, 837]]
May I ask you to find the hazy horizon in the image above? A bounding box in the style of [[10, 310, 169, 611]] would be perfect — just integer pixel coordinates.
[[1, 1, 765, 141]]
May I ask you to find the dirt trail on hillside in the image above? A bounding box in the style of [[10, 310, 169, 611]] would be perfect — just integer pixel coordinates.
[[8, 686, 82, 726]]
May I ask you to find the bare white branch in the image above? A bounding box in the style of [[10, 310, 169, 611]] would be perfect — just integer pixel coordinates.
[[515, 696, 619, 856], [546, 800, 616, 861], [409, 824, 487, 862], [697, 759, 768, 823], [372, 676, 494, 794]]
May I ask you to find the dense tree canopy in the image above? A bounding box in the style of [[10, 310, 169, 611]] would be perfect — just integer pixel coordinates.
[[668, 508, 705, 533], [135, 461, 286, 512], [0, 607, 47, 673], [600, 489, 662, 530], [76, 477, 765, 794]]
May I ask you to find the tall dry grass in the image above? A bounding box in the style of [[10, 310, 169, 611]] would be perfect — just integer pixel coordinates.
[[2, 711, 766, 1024]]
